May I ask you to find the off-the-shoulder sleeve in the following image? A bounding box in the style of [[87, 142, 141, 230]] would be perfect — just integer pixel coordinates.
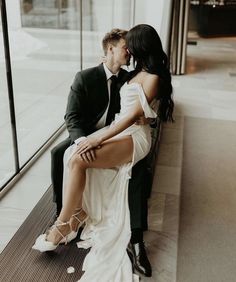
[[137, 84, 157, 119]]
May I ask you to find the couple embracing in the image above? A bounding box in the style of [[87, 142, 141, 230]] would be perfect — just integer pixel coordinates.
[[32, 24, 174, 281]]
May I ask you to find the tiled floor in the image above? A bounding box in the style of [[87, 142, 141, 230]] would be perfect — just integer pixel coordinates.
[[173, 36, 236, 122]]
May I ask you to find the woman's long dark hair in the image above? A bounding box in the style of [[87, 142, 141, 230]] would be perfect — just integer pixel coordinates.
[[126, 24, 174, 122]]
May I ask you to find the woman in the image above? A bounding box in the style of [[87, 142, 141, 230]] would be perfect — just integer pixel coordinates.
[[33, 24, 174, 281]]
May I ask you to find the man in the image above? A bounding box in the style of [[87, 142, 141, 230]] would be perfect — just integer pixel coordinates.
[[51, 28, 152, 277]]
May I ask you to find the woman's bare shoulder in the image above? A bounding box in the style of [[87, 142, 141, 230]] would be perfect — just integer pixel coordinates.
[[141, 73, 159, 101], [142, 72, 159, 84]]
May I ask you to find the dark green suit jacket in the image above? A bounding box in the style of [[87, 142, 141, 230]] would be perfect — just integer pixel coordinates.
[[64, 64, 129, 143]]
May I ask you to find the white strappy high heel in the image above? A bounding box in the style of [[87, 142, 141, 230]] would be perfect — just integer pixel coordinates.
[[60, 208, 88, 244], [32, 219, 71, 252]]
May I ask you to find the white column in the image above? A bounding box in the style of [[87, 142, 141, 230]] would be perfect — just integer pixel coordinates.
[[91, 0, 132, 31], [6, 0, 22, 30], [112, 0, 132, 29], [134, 0, 172, 51]]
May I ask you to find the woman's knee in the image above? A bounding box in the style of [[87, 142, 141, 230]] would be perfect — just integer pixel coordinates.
[[69, 154, 87, 170]]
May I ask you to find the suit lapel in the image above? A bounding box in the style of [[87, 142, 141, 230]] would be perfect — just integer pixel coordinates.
[[91, 64, 109, 120], [96, 64, 109, 102]]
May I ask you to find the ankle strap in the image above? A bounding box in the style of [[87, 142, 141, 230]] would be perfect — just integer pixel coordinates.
[[56, 219, 69, 226], [72, 208, 85, 223], [54, 220, 70, 244]]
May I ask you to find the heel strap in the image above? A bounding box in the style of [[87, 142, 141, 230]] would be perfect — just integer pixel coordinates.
[[54, 220, 70, 245], [72, 208, 85, 224]]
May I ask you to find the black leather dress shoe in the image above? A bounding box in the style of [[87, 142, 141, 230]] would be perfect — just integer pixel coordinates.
[[127, 241, 152, 277]]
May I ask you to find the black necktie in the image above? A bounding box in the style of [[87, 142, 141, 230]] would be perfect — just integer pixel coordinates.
[[105, 75, 120, 126]]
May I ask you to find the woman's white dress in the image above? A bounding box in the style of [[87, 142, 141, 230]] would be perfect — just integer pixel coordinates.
[[63, 82, 157, 282]]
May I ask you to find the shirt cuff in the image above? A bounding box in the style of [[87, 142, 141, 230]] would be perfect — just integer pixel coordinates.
[[74, 136, 87, 145]]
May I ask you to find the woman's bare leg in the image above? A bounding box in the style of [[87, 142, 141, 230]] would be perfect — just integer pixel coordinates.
[[58, 136, 133, 223]]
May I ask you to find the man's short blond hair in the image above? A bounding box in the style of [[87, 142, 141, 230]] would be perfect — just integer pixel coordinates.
[[102, 28, 128, 55]]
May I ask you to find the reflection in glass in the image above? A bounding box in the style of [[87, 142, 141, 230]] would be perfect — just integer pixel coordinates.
[[20, 0, 81, 30], [0, 0, 134, 189], [8, 1, 81, 165], [82, 0, 133, 69]]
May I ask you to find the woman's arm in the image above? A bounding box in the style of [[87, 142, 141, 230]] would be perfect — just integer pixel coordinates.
[[77, 74, 159, 155]]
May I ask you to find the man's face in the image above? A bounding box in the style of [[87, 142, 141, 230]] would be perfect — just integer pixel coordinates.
[[112, 39, 130, 66]]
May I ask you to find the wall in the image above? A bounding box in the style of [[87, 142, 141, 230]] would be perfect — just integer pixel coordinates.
[[134, 0, 173, 51]]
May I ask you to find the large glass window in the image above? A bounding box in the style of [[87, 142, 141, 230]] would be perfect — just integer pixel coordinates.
[[0, 0, 134, 190], [7, 1, 80, 166], [82, 0, 133, 69]]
